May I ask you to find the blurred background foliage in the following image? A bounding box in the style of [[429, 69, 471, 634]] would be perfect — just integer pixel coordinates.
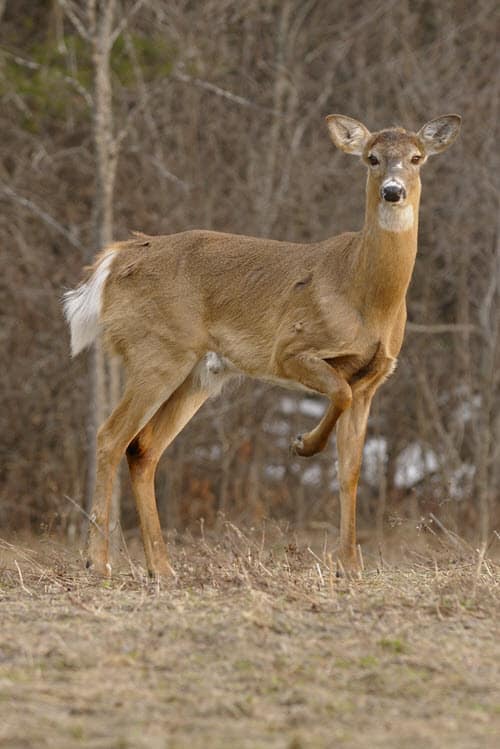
[[0, 0, 498, 542]]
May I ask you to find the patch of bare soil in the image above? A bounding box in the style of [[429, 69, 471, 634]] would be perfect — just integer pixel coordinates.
[[0, 527, 499, 749]]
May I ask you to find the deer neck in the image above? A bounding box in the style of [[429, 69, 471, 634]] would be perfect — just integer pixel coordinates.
[[356, 177, 421, 317]]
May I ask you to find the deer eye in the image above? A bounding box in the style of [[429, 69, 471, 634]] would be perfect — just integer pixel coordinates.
[[411, 154, 422, 164], [368, 154, 379, 166]]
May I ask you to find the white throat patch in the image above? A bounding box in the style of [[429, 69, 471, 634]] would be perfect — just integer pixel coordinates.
[[378, 203, 414, 233]]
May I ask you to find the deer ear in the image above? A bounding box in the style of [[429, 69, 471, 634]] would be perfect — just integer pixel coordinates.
[[325, 115, 371, 155], [417, 114, 461, 155]]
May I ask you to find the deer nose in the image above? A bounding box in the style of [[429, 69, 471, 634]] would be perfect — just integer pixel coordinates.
[[381, 181, 406, 203]]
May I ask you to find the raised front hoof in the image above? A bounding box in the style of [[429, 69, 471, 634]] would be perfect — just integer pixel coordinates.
[[290, 433, 322, 458], [85, 556, 112, 579]]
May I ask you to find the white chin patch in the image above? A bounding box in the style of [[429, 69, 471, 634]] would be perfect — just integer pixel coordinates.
[[378, 203, 414, 233]]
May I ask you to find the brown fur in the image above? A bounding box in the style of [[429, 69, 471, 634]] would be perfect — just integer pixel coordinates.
[[75, 113, 460, 579]]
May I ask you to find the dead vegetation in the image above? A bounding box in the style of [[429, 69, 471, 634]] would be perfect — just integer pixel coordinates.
[[1, 527, 499, 749]]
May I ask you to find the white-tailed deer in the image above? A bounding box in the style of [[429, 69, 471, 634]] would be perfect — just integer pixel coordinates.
[[64, 113, 461, 578]]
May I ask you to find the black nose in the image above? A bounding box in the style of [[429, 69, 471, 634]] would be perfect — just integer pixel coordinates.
[[382, 183, 406, 203]]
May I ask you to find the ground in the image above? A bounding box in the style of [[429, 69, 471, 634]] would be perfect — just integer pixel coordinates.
[[0, 526, 499, 749]]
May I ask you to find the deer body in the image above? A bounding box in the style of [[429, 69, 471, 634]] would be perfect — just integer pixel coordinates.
[[64, 113, 460, 578], [104, 230, 387, 377]]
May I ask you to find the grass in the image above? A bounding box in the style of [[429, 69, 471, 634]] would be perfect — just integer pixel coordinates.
[[0, 525, 499, 748]]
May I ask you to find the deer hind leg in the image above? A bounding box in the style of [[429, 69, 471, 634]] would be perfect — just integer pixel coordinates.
[[86, 358, 197, 577], [281, 353, 352, 457], [335, 391, 372, 577], [126, 372, 211, 579]]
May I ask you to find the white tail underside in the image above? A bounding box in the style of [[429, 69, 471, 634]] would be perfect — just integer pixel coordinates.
[[62, 251, 117, 357]]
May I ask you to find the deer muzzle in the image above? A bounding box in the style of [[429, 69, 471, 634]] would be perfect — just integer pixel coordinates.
[[381, 179, 406, 203]]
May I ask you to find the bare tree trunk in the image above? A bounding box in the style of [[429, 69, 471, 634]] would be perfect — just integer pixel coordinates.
[[259, 1, 292, 235], [85, 0, 121, 547], [474, 230, 500, 545]]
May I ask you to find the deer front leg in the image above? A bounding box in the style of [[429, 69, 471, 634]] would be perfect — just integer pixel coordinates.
[[335, 391, 372, 577], [291, 401, 345, 457], [280, 353, 352, 457]]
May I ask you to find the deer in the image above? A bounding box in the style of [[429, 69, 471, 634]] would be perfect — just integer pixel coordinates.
[[63, 112, 461, 579]]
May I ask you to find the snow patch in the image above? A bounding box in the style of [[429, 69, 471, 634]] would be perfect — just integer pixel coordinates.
[[394, 442, 438, 489]]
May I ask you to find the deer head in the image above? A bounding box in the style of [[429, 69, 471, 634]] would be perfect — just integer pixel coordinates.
[[326, 113, 461, 232]]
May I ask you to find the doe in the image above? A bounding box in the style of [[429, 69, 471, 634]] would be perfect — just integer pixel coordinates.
[[64, 113, 461, 578]]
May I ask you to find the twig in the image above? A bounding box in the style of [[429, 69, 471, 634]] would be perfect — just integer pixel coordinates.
[[57, 0, 92, 42], [435, 600, 445, 621], [0, 539, 64, 590], [14, 560, 33, 597], [172, 71, 277, 114], [336, 559, 346, 579], [315, 562, 324, 587], [307, 546, 326, 569], [258, 560, 273, 577], [472, 542, 488, 599], [0, 184, 83, 249], [357, 544, 365, 573], [322, 530, 328, 565], [327, 553, 335, 596], [429, 513, 471, 552], [63, 495, 105, 536], [259, 520, 266, 562], [147, 155, 190, 190], [2, 50, 93, 106], [117, 524, 141, 583], [406, 322, 476, 335], [110, 0, 146, 46]]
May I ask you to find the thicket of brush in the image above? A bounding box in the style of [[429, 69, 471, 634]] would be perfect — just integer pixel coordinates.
[[1, 1, 498, 539]]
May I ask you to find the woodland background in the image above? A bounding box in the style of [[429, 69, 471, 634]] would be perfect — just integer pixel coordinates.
[[1, 0, 499, 544]]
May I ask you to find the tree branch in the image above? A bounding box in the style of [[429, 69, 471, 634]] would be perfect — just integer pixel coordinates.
[[110, 0, 146, 46], [0, 184, 83, 249], [406, 322, 477, 335], [57, 0, 92, 42], [172, 70, 276, 114]]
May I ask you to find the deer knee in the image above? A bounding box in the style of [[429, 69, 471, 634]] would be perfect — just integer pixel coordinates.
[[126, 436, 155, 477], [335, 381, 353, 411]]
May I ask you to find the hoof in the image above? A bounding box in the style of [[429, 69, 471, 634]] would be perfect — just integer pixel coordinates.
[[290, 433, 318, 458], [335, 565, 362, 581], [336, 552, 363, 580], [290, 434, 305, 456], [147, 561, 177, 582], [85, 557, 112, 578]]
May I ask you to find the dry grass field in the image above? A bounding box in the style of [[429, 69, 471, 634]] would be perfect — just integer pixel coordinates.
[[0, 526, 499, 749]]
